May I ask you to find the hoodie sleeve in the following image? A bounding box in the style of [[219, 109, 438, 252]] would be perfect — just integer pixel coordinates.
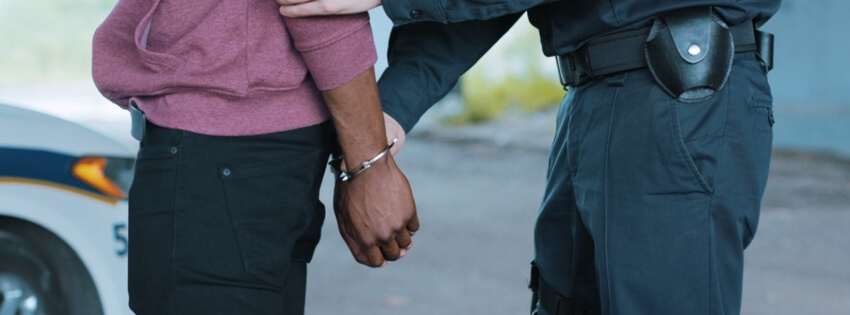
[[283, 14, 378, 91]]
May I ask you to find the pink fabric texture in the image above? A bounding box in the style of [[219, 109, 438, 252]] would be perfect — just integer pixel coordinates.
[[92, 0, 377, 136]]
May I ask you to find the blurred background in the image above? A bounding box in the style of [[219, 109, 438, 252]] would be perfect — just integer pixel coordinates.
[[0, 0, 847, 314]]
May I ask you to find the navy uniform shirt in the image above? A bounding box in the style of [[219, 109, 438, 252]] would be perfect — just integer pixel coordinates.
[[377, 0, 781, 131]]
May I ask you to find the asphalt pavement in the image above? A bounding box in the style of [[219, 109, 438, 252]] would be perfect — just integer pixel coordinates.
[[304, 110, 850, 315]]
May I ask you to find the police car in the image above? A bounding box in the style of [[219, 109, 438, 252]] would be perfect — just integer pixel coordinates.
[[0, 103, 134, 315]]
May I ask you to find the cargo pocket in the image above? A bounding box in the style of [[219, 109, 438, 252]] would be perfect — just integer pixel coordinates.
[[219, 151, 318, 289], [751, 88, 775, 133]]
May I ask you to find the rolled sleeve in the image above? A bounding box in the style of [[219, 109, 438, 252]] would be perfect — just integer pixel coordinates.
[[284, 14, 377, 91]]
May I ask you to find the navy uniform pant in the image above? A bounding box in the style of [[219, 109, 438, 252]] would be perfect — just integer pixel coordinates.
[[534, 52, 774, 315], [127, 120, 332, 315]]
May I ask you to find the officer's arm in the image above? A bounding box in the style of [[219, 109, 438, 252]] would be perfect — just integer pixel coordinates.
[[278, 0, 551, 23], [379, 13, 523, 134], [382, 0, 552, 24]]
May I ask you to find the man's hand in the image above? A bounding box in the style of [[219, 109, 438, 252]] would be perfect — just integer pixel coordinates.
[[333, 153, 419, 267], [278, 0, 381, 18], [320, 67, 418, 267]]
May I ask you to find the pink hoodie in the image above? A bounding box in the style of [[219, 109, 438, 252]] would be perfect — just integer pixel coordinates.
[[92, 0, 377, 136]]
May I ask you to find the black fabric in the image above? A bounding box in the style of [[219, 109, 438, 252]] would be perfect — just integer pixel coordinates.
[[127, 121, 332, 315], [535, 52, 773, 314]]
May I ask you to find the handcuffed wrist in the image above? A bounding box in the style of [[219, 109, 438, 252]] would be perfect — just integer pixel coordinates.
[[329, 138, 398, 182]]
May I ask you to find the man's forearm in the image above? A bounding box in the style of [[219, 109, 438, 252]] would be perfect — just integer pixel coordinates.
[[320, 66, 418, 268], [322, 67, 388, 169]]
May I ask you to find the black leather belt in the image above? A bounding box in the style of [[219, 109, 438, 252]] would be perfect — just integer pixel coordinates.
[[556, 20, 773, 88]]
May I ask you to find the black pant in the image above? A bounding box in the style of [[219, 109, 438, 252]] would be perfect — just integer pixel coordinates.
[[535, 52, 773, 314], [127, 121, 332, 315]]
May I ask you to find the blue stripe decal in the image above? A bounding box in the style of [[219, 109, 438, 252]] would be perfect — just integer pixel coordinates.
[[0, 147, 100, 195]]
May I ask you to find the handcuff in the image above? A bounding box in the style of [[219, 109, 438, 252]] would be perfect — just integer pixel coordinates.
[[329, 138, 398, 182]]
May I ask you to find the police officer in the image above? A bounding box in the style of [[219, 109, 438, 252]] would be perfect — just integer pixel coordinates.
[[280, 1, 781, 314]]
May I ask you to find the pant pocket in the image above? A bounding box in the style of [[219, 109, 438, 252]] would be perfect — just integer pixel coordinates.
[[219, 151, 319, 289], [127, 143, 180, 309], [671, 91, 728, 193]]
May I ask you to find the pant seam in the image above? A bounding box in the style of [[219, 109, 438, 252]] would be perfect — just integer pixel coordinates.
[[602, 80, 623, 314], [709, 83, 733, 315], [170, 131, 187, 315]]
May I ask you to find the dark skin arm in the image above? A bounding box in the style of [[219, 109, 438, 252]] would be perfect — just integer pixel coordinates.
[[321, 67, 420, 267]]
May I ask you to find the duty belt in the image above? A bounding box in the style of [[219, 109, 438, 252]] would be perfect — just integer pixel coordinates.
[[556, 20, 774, 88]]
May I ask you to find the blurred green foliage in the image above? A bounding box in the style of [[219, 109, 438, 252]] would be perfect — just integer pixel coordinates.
[[449, 20, 565, 124], [0, 0, 117, 82]]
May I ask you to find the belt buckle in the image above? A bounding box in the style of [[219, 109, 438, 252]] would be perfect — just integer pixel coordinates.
[[555, 53, 589, 90], [555, 54, 574, 90], [556, 47, 593, 89]]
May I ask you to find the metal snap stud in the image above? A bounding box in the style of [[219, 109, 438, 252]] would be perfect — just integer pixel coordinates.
[[688, 44, 701, 56], [222, 168, 231, 176]]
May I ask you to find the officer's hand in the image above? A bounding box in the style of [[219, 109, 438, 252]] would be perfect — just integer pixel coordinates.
[[333, 153, 419, 267], [277, 0, 381, 18], [383, 112, 405, 157]]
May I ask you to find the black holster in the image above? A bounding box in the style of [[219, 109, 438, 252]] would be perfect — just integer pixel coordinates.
[[645, 7, 734, 102]]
